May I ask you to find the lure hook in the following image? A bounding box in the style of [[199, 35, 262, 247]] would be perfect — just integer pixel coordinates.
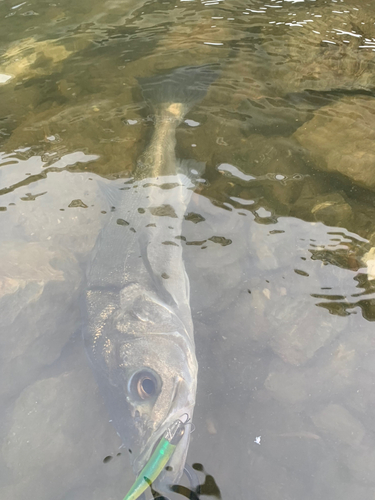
[[186, 422, 195, 434]]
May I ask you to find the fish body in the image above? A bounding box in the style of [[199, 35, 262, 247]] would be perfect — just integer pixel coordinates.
[[83, 66, 216, 491]]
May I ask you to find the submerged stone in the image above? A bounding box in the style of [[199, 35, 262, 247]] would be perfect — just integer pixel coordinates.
[[2, 367, 126, 500], [267, 296, 347, 366], [312, 404, 365, 448], [293, 96, 375, 192], [265, 367, 308, 405], [0, 38, 72, 82], [260, 7, 375, 95], [362, 247, 375, 280], [0, 242, 81, 398], [311, 193, 353, 227], [343, 446, 375, 487]]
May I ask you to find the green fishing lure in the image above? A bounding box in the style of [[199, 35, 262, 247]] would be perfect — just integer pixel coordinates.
[[123, 417, 188, 500]]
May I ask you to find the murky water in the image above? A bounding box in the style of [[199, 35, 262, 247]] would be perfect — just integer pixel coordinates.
[[2, 0, 375, 499]]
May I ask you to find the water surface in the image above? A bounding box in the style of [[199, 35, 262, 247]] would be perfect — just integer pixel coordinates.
[[2, 0, 375, 499]]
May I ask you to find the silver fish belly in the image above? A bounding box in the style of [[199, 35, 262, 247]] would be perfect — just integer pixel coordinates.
[[83, 101, 199, 490]]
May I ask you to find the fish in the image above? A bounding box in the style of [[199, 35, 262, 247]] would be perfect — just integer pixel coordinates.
[[83, 65, 217, 493]]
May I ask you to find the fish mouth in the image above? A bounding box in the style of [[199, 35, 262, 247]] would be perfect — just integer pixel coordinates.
[[134, 422, 169, 475], [134, 377, 184, 473], [127, 364, 197, 489], [133, 409, 193, 491]]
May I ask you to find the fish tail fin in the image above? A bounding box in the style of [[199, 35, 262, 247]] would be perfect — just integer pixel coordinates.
[[138, 64, 219, 121]]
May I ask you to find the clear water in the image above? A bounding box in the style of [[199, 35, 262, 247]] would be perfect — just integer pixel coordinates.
[[2, 0, 375, 499]]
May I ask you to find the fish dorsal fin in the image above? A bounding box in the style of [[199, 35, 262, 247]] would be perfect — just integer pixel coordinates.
[[138, 231, 177, 308]]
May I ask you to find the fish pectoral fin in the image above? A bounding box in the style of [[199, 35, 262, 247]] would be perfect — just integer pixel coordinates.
[[176, 159, 206, 188], [97, 177, 134, 210]]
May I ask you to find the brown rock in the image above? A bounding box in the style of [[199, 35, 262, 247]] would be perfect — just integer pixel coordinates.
[[311, 192, 353, 227], [294, 96, 375, 191]]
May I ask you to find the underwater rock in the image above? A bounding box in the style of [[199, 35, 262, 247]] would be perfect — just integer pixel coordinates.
[[293, 96, 375, 192], [290, 176, 329, 221], [239, 453, 307, 500], [3, 100, 140, 175], [259, 7, 375, 95], [121, 11, 238, 77], [311, 192, 353, 227], [0, 169, 104, 256], [2, 368, 125, 500], [265, 339, 360, 406], [0, 241, 65, 304], [362, 247, 375, 280], [0, 241, 81, 398], [314, 457, 375, 500], [312, 404, 365, 448], [268, 295, 347, 366], [0, 38, 72, 84], [0, 170, 107, 398], [265, 367, 308, 405], [184, 195, 248, 312], [343, 445, 375, 486]]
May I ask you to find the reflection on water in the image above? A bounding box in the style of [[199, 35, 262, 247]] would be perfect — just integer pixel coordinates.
[[2, 0, 375, 499]]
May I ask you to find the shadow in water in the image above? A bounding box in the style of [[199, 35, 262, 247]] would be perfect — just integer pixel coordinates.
[[144, 463, 221, 500]]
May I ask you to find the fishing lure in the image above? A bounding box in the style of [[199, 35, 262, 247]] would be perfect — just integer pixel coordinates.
[[123, 416, 189, 500]]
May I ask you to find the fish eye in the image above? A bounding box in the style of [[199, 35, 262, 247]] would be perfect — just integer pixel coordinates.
[[129, 369, 161, 400], [139, 376, 155, 397]]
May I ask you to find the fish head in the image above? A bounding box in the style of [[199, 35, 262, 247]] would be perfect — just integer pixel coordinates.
[[116, 333, 197, 490]]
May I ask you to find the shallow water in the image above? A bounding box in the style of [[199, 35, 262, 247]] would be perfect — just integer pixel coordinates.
[[2, 0, 375, 499]]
